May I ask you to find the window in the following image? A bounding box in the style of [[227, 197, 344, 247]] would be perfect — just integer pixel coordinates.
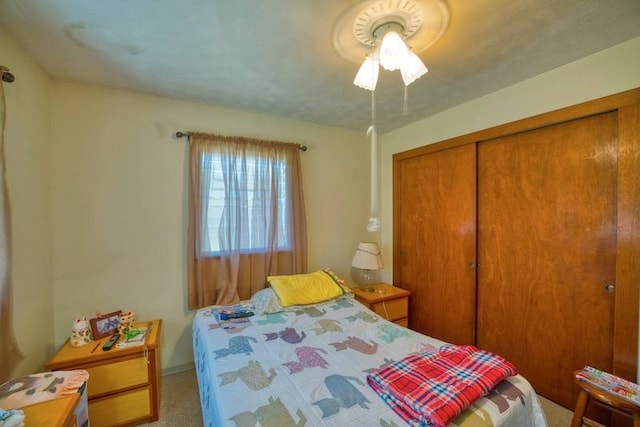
[[201, 152, 291, 255], [187, 133, 307, 307]]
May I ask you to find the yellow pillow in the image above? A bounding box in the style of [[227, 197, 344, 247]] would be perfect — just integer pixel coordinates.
[[268, 270, 346, 306]]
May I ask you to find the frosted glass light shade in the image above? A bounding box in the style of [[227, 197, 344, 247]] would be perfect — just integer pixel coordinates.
[[378, 31, 408, 71], [353, 55, 379, 91], [400, 50, 428, 86]]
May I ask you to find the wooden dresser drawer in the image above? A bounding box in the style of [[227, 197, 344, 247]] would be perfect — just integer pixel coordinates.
[[85, 356, 149, 397], [21, 394, 80, 427], [89, 386, 152, 427], [370, 297, 408, 321]]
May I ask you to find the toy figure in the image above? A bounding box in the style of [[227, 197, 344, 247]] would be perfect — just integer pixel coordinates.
[[70, 317, 91, 347]]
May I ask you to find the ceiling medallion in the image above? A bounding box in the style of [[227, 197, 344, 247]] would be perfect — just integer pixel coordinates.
[[332, 0, 450, 64]]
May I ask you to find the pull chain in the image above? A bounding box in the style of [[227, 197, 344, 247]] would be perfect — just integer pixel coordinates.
[[403, 85, 409, 116], [371, 88, 376, 124]]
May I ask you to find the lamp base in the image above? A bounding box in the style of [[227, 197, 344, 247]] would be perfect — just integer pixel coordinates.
[[358, 269, 376, 292]]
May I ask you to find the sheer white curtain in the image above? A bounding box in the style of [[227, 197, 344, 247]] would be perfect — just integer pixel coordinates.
[[0, 77, 23, 382], [188, 133, 307, 308]]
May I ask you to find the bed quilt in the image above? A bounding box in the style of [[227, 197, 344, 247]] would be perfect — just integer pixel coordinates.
[[192, 295, 548, 427]]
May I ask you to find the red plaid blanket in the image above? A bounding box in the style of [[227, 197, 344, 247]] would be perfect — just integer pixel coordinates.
[[366, 345, 517, 427]]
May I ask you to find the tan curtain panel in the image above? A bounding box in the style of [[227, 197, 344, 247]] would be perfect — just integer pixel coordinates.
[[187, 133, 307, 309], [0, 76, 23, 382]]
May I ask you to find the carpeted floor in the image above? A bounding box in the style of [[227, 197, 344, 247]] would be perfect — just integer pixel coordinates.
[[139, 369, 203, 427], [143, 369, 574, 426], [539, 395, 574, 426]]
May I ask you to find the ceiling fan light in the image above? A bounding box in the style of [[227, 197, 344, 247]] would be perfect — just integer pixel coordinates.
[[400, 50, 428, 86], [378, 31, 408, 71], [353, 55, 379, 91]]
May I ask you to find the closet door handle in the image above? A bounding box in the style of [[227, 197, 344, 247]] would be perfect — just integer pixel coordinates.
[[604, 284, 615, 293], [468, 262, 478, 269]]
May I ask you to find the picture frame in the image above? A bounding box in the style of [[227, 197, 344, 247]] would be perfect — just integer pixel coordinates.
[[89, 310, 122, 340]]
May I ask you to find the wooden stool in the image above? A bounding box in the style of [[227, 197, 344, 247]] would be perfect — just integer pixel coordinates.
[[571, 370, 640, 427]]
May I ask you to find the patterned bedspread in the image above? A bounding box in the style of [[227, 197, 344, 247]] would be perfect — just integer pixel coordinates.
[[192, 295, 548, 427]]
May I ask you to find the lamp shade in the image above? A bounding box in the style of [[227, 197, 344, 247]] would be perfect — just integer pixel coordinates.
[[351, 242, 383, 270]]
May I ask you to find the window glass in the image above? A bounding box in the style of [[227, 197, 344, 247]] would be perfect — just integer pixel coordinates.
[[201, 152, 290, 255]]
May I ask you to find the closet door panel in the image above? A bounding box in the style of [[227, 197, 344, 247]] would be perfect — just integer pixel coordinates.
[[477, 112, 617, 409], [615, 102, 640, 382], [395, 143, 476, 345]]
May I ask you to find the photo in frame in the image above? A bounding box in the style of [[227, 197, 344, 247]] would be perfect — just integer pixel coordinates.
[[89, 310, 122, 340]]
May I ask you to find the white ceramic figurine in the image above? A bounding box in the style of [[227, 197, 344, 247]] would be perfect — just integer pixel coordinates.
[[70, 317, 91, 347]]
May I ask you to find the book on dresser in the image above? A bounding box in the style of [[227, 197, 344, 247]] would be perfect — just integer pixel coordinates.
[[115, 326, 149, 349]]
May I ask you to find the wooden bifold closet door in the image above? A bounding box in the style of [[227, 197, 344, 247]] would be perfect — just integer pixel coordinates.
[[393, 89, 640, 413], [476, 112, 617, 409], [395, 143, 477, 345]]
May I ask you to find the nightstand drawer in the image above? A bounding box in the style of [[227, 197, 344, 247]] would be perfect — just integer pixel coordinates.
[[85, 356, 148, 397], [351, 284, 411, 326], [395, 318, 409, 327], [370, 297, 408, 321], [89, 386, 152, 427]]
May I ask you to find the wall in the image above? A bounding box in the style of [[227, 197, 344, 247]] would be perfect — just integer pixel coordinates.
[[379, 35, 640, 379], [0, 27, 54, 376], [49, 82, 369, 372]]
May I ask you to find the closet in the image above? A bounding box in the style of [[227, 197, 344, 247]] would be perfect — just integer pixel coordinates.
[[393, 89, 640, 410]]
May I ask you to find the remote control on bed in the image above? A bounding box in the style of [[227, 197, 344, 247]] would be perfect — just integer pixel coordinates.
[[220, 311, 255, 320]]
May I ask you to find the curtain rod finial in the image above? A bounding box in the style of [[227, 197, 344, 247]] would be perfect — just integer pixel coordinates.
[[0, 65, 15, 83]]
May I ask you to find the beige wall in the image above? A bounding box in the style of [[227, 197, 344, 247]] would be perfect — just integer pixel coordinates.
[[49, 82, 369, 371], [0, 27, 54, 376]]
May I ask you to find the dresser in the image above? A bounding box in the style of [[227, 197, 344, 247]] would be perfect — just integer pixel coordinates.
[[46, 319, 162, 427], [21, 393, 80, 427]]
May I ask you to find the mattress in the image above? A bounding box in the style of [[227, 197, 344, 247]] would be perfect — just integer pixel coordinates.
[[192, 294, 548, 426]]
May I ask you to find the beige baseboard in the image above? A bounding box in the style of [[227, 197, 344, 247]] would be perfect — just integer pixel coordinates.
[[161, 362, 194, 376]]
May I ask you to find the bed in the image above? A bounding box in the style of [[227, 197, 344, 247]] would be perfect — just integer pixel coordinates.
[[192, 276, 548, 427]]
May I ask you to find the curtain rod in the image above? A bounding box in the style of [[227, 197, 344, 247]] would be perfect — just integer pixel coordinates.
[[0, 66, 15, 83], [174, 131, 307, 151]]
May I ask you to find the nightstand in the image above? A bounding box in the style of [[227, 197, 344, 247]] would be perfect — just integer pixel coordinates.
[[46, 319, 162, 427], [21, 394, 80, 427], [351, 283, 410, 327]]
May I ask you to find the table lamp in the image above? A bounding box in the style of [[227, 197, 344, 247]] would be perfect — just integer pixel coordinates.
[[351, 242, 383, 292]]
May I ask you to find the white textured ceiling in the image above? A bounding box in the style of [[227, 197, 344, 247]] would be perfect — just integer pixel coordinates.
[[1, 0, 640, 133]]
